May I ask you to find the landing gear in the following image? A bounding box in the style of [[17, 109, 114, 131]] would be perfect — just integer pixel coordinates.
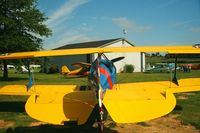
[[88, 53, 114, 132], [98, 105, 104, 133], [96, 105, 107, 133], [97, 121, 104, 133], [96, 53, 104, 133], [85, 104, 107, 133]]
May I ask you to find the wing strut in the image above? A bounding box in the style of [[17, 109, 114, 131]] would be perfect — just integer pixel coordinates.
[[25, 59, 36, 92], [26, 59, 33, 90], [172, 55, 179, 86]]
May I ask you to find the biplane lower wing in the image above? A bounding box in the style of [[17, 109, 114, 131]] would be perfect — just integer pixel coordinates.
[[103, 78, 200, 123], [0, 85, 33, 95], [0, 78, 200, 125], [170, 78, 200, 93]]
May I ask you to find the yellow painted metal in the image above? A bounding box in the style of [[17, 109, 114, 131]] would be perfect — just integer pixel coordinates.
[[66, 67, 83, 75], [103, 78, 200, 123], [0, 85, 32, 95], [0, 46, 199, 60], [169, 78, 200, 93], [71, 62, 91, 67], [63, 62, 91, 76], [1, 78, 200, 125], [0, 85, 77, 95], [103, 83, 176, 123], [61, 65, 70, 74], [25, 85, 97, 125]]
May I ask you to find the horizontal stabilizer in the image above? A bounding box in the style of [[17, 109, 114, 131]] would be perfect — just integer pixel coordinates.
[[103, 84, 176, 123], [103, 78, 200, 123], [25, 89, 97, 125]]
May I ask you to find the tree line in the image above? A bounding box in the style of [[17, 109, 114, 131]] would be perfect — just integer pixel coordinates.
[[0, 0, 51, 80]]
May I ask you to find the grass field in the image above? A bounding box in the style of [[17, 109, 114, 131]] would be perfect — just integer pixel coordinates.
[[146, 56, 200, 64], [0, 70, 200, 132], [1, 69, 200, 85]]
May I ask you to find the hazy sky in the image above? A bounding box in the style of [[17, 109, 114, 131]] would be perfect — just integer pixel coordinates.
[[38, 0, 200, 49]]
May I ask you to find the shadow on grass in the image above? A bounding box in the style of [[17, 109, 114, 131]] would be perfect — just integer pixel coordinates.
[[0, 101, 26, 112], [60, 76, 87, 79], [1, 101, 117, 133], [173, 105, 183, 112], [0, 77, 28, 82], [6, 124, 118, 133]]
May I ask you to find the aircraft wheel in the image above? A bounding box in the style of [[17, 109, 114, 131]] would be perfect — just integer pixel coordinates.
[[81, 104, 108, 129]]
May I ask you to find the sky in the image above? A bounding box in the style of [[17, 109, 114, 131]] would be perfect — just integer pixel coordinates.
[[37, 0, 200, 49]]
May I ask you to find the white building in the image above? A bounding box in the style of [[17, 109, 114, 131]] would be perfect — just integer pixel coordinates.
[[51, 38, 145, 72]]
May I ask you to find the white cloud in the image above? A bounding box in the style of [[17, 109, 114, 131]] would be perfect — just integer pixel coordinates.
[[46, 0, 89, 28], [112, 17, 152, 33], [91, 16, 109, 20], [47, 33, 93, 49], [57, 34, 88, 45], [172, 19, 199, 27], [157, 0, 179, 8], [43, 0, 91, 49], [172, 20, 193, 27], [166, 42, 183, 46], [190, 27, 200, 33]]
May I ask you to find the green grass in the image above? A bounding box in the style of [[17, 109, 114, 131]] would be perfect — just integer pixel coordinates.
[[1, 70, 200, 85], [0, 112, 36, 126], [146, 56, 200, 64], [174, 92, 200, 129], [0, 70, 200, 132], [0, 72, 88, 86]]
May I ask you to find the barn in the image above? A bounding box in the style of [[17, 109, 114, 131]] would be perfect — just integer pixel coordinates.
[[51, 38, 145, 73]]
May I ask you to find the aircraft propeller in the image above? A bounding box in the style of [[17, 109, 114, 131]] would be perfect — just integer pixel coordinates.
[[111, 56, 125, 63]]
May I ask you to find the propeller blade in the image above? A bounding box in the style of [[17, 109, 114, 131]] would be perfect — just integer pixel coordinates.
[[111, 56, 125, 63]]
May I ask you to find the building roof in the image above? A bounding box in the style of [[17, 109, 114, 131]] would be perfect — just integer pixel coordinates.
[[54, 38, 134, 50]]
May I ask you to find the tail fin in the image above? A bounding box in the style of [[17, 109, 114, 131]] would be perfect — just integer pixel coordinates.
[[61, 65, 70, 74]]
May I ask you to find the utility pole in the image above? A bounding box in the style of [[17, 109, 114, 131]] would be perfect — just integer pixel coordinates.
[[122, 29, 127, 73], [122, 29, 127, 45]]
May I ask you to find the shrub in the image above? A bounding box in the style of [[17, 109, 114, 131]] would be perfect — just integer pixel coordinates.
[[123, 64, 134, 73], [48, 64, 59, 74]]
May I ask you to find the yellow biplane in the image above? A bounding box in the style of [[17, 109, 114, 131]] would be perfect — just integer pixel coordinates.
[[0, 46, 200, 131], [61, 57, 124, 77], [61, 62, 91, 77]]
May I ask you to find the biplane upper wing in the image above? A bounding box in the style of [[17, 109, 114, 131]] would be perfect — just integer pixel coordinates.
[[0, 46, 199, 60], [71, 62, 91, 68], [103, 78, 200, 123]]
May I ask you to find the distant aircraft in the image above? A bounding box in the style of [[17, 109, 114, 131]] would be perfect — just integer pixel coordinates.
[[0, 65, 15, 71], [15, 65, 34, 73], [147, 63, 177, 73], [61, 57, 124, 77], [0, 46, 200, 132], [61, 62, 91, 77]]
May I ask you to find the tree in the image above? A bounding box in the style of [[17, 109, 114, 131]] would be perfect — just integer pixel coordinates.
[[0, 0, 52, 80]]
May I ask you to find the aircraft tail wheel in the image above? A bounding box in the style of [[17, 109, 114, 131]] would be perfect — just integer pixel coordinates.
[[97, 121, 104, 133], [98, 107, 104, 133], [96, 104, 107, 133]]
